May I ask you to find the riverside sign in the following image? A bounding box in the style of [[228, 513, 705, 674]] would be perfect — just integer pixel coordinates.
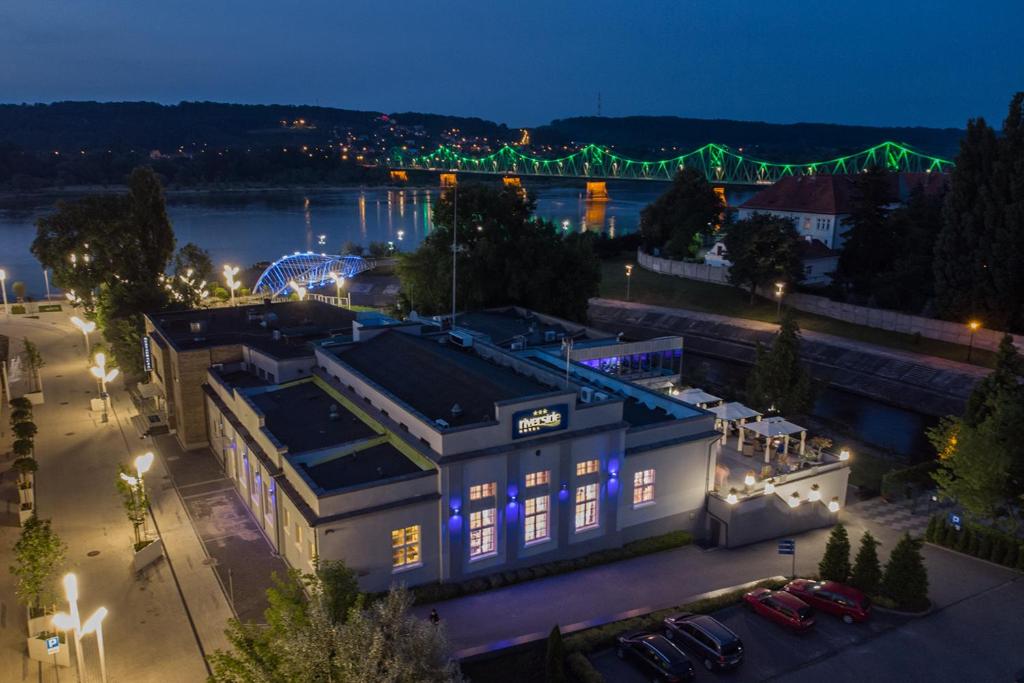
[[513, 404, 568, 439]]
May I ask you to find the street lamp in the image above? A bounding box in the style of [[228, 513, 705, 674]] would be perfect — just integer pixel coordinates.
[[625, 264, 633, 301], [328, 271, 347, 309], [775, 282, 785, 320], [90, 353, 119, 402], [0, 268, 8, 316], [222, 265, 240, 306], [61, 573, 87, 681], [966, 320, 981, 362], [81, 607, 109, 683], [70, 316, 97, 356], [288, 280, 307, 301]]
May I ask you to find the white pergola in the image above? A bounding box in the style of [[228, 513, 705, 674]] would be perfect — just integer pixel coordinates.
[[742, 416, 808, 463], [708, 402, 762, 446], [675, 387, 723, 408]]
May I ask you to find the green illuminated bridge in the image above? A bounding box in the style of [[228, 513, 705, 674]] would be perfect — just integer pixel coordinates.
[[389, 141, 954, 185]]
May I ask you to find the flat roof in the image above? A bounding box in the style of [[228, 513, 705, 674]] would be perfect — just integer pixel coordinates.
[[331, 330, 556, 427], [300, 442, 423, 491], [456, 309, 589, 348], [248, 381, 378, 453], [149, 300, 358, 356], [622, 397, 675, 426]]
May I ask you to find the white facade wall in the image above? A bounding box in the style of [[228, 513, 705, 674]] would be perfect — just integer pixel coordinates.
[[737, 207, 846, 248]]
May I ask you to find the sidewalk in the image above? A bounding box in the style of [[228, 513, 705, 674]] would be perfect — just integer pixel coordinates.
[[0, 312, 210, 682], [416, 498, 1018, 658]]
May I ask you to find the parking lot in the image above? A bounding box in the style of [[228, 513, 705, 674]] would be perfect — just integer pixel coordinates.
[[590, 575, 1024, 682]]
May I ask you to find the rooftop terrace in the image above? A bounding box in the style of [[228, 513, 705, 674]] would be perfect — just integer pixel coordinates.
[[331, 330, 557, 427], [248, 380, 378, 453]]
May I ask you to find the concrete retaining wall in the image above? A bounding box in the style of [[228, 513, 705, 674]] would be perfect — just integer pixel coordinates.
[[637, 250, 1024, 353]]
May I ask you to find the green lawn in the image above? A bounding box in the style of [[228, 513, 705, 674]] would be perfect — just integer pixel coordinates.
[[600, 258, 997, 369]]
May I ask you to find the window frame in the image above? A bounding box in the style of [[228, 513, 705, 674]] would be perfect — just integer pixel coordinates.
[[633, 468, 656, 507], [391, 524, 422, 572], [524, 470, 550, 488], [576, 459, 599, 476], [574, 482, 599, 532], [469, 507, 497, 559], [523, 494, 550, 546]]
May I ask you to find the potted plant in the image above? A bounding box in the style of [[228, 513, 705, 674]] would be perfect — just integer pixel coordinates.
[[27, 630, 70, 667], [14, 457, 38, 504], [10, 397, 33, 411], [10, 516, 66, 646], [808, 436, 832, 463], [12, 437, 34, 458], [10, 407, 32, 425], [13, 420, 38, 441], [116, 465, 163, 571]]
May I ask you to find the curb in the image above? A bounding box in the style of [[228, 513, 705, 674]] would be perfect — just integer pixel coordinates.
[[924, 540, 1024, 573], [454, 575, 788, 661]]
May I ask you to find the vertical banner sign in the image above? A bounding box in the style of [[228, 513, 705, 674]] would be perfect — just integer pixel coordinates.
[[141, 335, 153, 372]]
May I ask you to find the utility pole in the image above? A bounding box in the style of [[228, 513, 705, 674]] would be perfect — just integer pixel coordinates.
[[450, 180, 458, 327]]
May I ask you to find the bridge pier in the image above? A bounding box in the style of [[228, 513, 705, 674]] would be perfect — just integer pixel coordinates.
[[440, 173, 457, 188], [389, 170, 408, 182], [586, 181, 609, 201], [713, 186, 726, 205]]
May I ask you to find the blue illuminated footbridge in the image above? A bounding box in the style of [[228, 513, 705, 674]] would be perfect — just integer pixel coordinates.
[[253, 252, 375, 297]]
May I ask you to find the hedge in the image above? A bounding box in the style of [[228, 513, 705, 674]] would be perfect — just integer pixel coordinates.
[[563, 578, 787, 655], [410, 530, 693, 605], [566, 652, 605, 683], [881, 461, 939, 501], [926, 515, 1024, 571], [10, 304, 26, 314]]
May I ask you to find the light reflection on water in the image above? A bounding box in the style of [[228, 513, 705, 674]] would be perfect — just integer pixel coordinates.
[[0, 184, 756, 297]]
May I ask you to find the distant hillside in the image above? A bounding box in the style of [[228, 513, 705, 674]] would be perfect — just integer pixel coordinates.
[[532, 116, 963, 161]]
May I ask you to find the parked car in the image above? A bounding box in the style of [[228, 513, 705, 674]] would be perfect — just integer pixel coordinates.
[[663, 612, 744, 671], [616, 631, 696, 682], [784, 579, 872, 624], [742, 588, 815, 632]]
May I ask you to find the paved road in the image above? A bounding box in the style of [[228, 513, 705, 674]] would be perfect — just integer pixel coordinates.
[[0, 312, 212, 682]]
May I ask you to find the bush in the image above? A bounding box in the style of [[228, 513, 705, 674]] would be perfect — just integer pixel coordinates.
[[13, 439, 34, 457], [566, 652, 605, 683], [977, 532, 993, 561], [850, 531, 882, 596], [1001, 543, 1018, 568], [546, 626, 566, 683], [10, 304, 26, 314], [881, 461, 939, 500], [10, 408, 32, 425], [881, 534, 929, 611], [925, 515, 940, 542], [955, 527, 972, 553], [13, 421, 38, 440], [818, 524, 851, 582], [10, 397, 32, 410]]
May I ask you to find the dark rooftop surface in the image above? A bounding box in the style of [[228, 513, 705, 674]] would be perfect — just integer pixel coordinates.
[[456, 309, 586, 348], [300, 441, 423, 491], [249, 381, 378, 453], [333, 330, 555, 427], [622, 397, 675, 426], [740, 172, 948, 215], [219, 370, 270, 389], [150, 300, 357, 356]]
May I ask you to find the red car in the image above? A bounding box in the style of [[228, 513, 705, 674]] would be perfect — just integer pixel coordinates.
[[784, 579, 872, 624], [742, 588, 815, 632]]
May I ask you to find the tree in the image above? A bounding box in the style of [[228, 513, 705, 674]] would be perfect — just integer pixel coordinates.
[[962, 334, 1023, 427], [396, 184, 600, 322], [13, 421, 37, 440], [340, 241, 364, 256], [167, 242, 214, 308], [12, 281, 26, 300], [13, 438, 34, 457], [10, 407, 32, 424], [722, 213, 804, 303], [314, 559, 360, 626], [850, 531, 882, 595], [639, 169, 722, 259], [870, 186, 946, 312], [10, 516, 67, 614], [116, 464, 149, 549], [335, 588, 463, 683], [836, 167, 894, 298], [545, 625, 567, 683], [818, 523, 851, 582], [745, 312, 814, 415], [881, 534, 929, 610]]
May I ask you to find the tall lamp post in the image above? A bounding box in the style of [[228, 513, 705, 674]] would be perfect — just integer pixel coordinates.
[[70, 316, 97, 356], [287, 280, 307, 301], [625, 264, 633, 301], [967, 320, 981, 363], [57, 573, 86, 681], [222, 265, 240, 306], [81, 607, 109, 683], [775, 281, 785, 320], [328, 271, 347, 309], [0, 268, 8, 317], [90, 353, 119, 413]]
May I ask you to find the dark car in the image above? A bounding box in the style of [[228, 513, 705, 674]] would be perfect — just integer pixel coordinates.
[[663, 612, 744, 671], [784, 579, 872, 624], [742, 587, 815, 632], [616, 631, 696, 682]]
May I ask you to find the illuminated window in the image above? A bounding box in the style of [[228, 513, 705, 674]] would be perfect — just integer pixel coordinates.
[[295, 523, 302, 549], [524, 495, 549, 544], [469, 508, 496, 558], [576, 460, 599, 476], [575, 483, 599, 531], [392, 525, 421, 569], [525, 470, 550, 487], [469, 482, 497, 500], [633, 469, 655, 506]]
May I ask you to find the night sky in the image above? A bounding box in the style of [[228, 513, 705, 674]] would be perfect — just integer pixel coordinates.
[[1, 0, 1021, 128]]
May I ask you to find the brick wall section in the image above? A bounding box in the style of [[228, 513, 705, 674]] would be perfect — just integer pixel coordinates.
[[637, 250, 1024, 353], [172, 344, 244, 450]]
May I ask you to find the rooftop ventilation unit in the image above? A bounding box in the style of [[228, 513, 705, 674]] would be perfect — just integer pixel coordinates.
[[449, 331, 474, 348], [594, 391, 609, 402], [580, 386, 594, 403], [451, 403, 463, 418], [435, 418, 450, 429], [510, 341, 524, 351], [328, 404, 340, 421], [544, 330, 556, 342]]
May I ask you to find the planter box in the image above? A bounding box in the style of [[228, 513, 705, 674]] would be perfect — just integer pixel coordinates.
[[27, 613, 53, 636], [19, 484, 34, 505], [133, 537, 164, 572], [19, 504, 34, 526], [24, 390, 44, 406], [27, 633, 70, 667]]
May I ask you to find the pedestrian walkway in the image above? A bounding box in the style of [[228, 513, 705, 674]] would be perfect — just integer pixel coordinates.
[[151, 433, 289, 624], [845, 493, 936, 537]]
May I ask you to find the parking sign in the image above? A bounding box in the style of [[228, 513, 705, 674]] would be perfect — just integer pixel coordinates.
[[778, 539, 795, 555], [46, 636, 59, 655]]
